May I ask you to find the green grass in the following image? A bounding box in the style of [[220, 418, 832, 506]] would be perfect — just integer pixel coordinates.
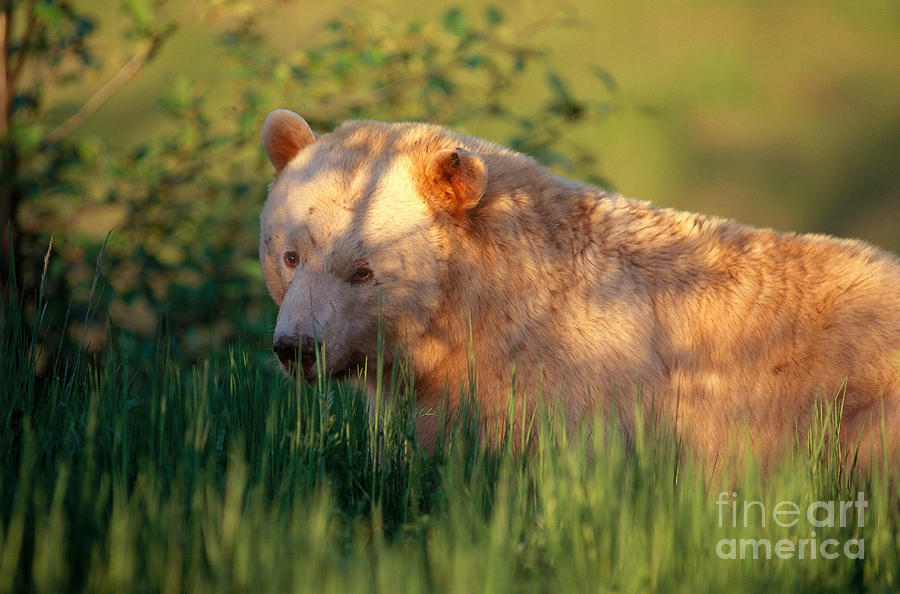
[[2, 283, 899, 593]]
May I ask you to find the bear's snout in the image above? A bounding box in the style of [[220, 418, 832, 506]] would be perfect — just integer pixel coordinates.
[[273, 336, 298, 369], [273, 335, 319, 375]]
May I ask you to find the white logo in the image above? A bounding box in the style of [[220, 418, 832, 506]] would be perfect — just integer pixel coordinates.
[[714, 491, 867, 560]]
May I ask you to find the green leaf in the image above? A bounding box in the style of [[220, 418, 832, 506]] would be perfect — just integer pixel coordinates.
[[464, 54, 485, 69], [486, 7, 504, 26], [427, 74, 453, 95], [122, 0, 154, 32], [76, 138, 104, 164], [591, 66, 618, 93], [361, 49, 386, 67], [273, 62, 291, 84], [160, 76, 192, 115], [546, 72, 573, 104], [34, 2, 65, 26], [546, 72, 584, 121], [443, 8, 468, 36], [11, 123, 44, 153], [514, 53, 527, 73]]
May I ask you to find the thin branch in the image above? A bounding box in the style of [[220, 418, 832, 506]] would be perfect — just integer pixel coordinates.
[[45, 36, 161, 145], [45, 0, 200, 146]]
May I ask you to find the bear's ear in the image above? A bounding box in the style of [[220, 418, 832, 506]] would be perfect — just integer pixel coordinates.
[[422, 147, 487, 213], [262, 109, 317, 173]]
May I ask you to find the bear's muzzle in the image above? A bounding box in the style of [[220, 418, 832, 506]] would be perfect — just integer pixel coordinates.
[[273, 334, 319, 377]]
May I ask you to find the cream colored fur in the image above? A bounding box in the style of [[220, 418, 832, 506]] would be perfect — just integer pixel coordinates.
[[260, 110, 900, 465]]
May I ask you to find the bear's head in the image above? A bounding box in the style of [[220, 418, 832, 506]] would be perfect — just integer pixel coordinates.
[[260, 109, 488, 381]]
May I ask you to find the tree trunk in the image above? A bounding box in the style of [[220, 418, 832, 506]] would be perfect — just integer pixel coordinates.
[[0, 2, 22, 295], [1, 148, 21, 294]]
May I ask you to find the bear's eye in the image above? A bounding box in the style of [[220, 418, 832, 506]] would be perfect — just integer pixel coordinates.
[[349, 263, 373, 284], [283, 251, 299, 269]]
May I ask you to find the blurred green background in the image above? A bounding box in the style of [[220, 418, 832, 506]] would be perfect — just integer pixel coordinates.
[[3, 0, 898, 362]]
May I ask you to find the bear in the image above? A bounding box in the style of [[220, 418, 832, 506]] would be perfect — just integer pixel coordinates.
[[259, 108, 900, 466]]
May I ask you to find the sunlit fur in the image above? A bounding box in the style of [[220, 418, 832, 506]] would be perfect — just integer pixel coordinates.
[[260, 110, 900, 465]]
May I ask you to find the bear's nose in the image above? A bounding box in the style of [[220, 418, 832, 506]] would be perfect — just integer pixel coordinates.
[[273, 337, 299, 369], [274, 335, 320, 373]]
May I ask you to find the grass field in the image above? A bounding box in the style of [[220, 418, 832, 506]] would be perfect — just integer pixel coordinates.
[[2, 278, 899, 593]]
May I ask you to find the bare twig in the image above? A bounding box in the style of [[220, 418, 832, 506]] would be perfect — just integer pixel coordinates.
[[45, 0, 199, 146], [45, 36, 162, 145]]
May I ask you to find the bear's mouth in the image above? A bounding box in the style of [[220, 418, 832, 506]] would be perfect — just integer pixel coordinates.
[[327, 352, 369, 382], [330, 366, 353, 381], [278, 353, 365, 384]]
